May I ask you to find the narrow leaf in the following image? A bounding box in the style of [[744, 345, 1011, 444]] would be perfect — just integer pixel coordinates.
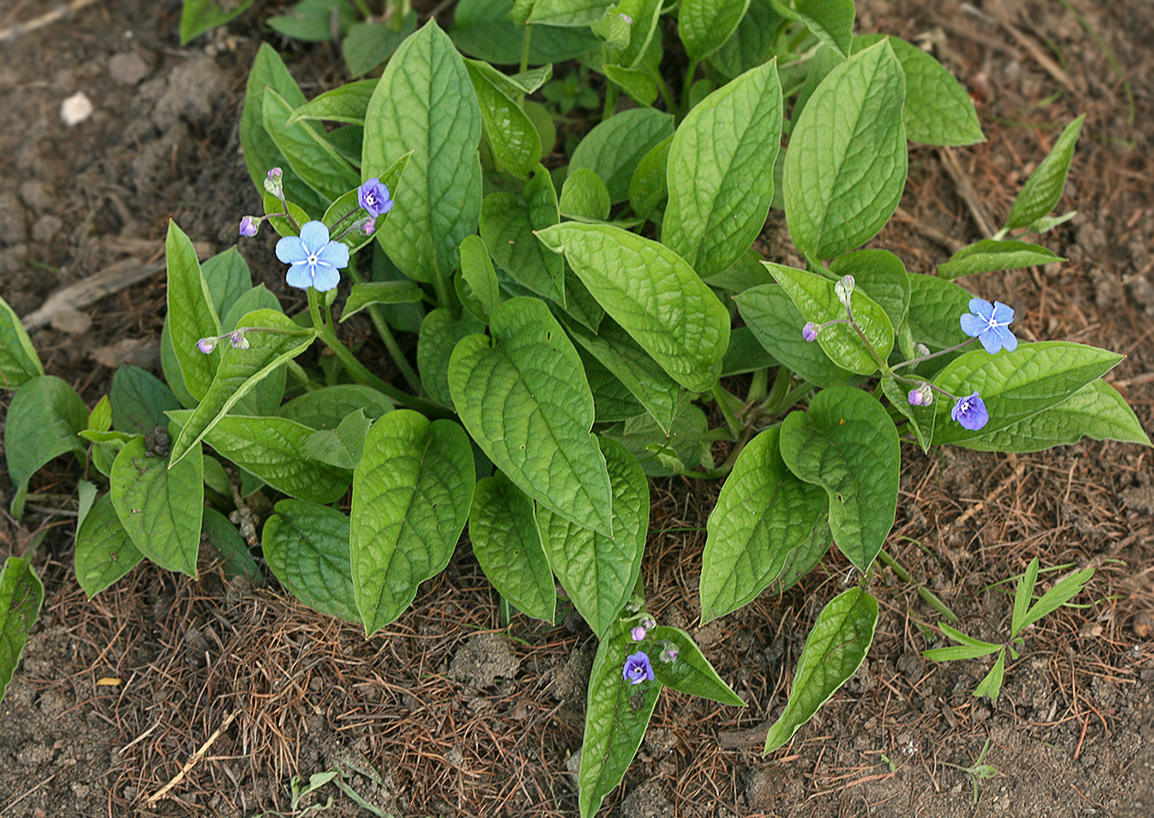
[[263, 88, 360, 202], [648, 626, 745, 706], [764, 587, 877, 753], [1011, 557, 1040, 638], [480, 166, 564, 303], [166, 221, 221, 402], [1005, 115, 1085, 231], [1019, 566, 1095, 633], [938, 239, 1064, 279], [340, 281, 424, 321], [465, 59, 542, 177]]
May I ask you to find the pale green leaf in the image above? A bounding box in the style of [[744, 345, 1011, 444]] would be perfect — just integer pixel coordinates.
[[664, 59, 783, 278], [783, 40, 906, 260], [1005, 115, 1085, 231], [647, 626, 745, 706], [569, 108, 674, 202], [679, 0, 751, 62], [771, 0, 854, 57], [418, 308, 486, 407], [350, 411, 475, 635], [481, 166, 564, 302], [701, 428, 828, 624], [110, 436, 203, 577], [938, 239, 1064, 279], [165, 221, 221, 402], [465, 59, 542, 177], [449, 297, 614, 535], [537, 437, 647, 637], [764, 587, 877, 753], [340, 281, 424, 321], [4, 375, 87, 518], [469, 473, 556, 623], [263, 500, 360, 623], [0, 557, 44, 703], [459, 235, 501, 319], [779, 387, 899, 573], [536, 223, 730, 392], [559, 168, 612, 222], [362, 22, 482, 283], [263, 88, 359, 202]]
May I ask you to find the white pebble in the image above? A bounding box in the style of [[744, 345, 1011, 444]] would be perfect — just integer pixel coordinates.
[[61, 91, 94, 126]]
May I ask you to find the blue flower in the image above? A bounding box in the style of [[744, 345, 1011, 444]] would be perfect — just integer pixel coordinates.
[[960, 298, 1018, 354], [275, 221, 349, 292], [951, 391, 989, 431], [357, 178, 394, 218], [622, 652, 654, 685]]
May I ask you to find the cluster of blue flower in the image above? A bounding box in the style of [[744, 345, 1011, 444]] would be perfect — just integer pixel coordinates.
[[622, 618, 678, 685], [803, 290, 1018, 432]]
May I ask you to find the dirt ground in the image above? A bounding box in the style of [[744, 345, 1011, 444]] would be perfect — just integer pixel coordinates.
[[1, 1, 1152, 816]]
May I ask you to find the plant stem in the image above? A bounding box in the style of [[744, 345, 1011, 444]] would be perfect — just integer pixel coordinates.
[[346, 261, 423, 392], [431, 270, 453, 314], [520, 23, 533, 74], [745, 367, 768, 404], [711, 381, 742, 440], [680, 57, 699, 118], [306, 288, 446, 416], [877, 549, 960, 623], [891, 337, 977, 371]]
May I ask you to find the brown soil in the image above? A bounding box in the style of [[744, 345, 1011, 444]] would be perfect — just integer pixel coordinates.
[[1, 1, 1153, 817]]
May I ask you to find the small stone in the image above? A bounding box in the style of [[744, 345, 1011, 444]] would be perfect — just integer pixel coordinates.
[[18, 181, 53, 214], [108, 52, 149, 86], [1134, 613, 1154, 639], [61, 91, 94, 126], [31, 214, 63, 242]]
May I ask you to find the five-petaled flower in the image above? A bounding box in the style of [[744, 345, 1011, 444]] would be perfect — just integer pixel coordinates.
[[275, 221, 350, 292], [358, 178, 394, 218], [622, 652, 654, 685], [960, 298, 1017, 354], [951, 391, 989, 431]]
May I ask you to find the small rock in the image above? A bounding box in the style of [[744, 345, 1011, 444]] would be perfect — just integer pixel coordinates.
[[151, 56, 226, 130], [51, 307, 92, 335], [31, 214, 63, 242], [18, 181, 53, 214], [1134, 613, 1154, 639], [448, 632, 519, 688], [0, 191, 27, 244], [620, 780, 673, 818], [108, 52, 149, 86], [61, 91, 94, 126]]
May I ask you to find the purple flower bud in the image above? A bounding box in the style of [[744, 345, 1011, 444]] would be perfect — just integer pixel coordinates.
[[622, 652, 654, 685], [620, 13, 633, 23], [907, 383, 933, 407], [659, 643, 679, 664], [239, 216, 259, 237], [951, 391, 989, 431], [196, 337, 216, 354], [229, 330, 249, 350], [357, 177, 394, 217], [264, 167, 284, 196], [360, 218, 376, 236], [631, 625, 647, 642], [802, 321, 820, 342]]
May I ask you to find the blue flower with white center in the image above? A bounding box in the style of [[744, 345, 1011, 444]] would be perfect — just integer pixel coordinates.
[[622, 652, 654, 685], [357, 178, 394, 218], [275, 220, 349, 292], [951, 391, 989, 431], [960, 298, 1018, 354]]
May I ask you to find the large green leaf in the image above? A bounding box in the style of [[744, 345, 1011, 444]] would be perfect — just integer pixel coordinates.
[[956, 379, 1150, 453], [700, 428, 828, 624], [783, 40, 906, 260], [0, 295, 42, 389], [937, 239, 1064, 279], [169, 309, 316, 466], [537, 437, 647, 638], [468, 473, 556, 623], [4, 375, 87, 518], [465, 59, 541, 178], [931, 342, 1125, 445], [562, 316, 686, 435], [165, 221, 221, 402], [734, 286, 860, 388], [110, 436, 203, 577], [779, 387, 899, 573], [262, 500, 360, 623], [350, 411, 474, 635], [288, 79, 378, 125], [263, 88, 360, 202], [764, 587, 877, 753], [569, 108, 674, 202], [647, 626, 744, 706], [362, 22, 482, 283], [536, 223, 730, 392], [193, 414, 353, 503], [766, 263, 894, 374], [0, 557, 43, 703], [853, 33, 983, 146], [74, 493, 144, 598], [678, 0, 751, 62], [480, 166, 564, 303], [578, 620, 662, 818], [772, 0, 854, 57], [239, 44, 326, 215], [664, 60, 783, 278], [1005, 115, 1085, 231], [449, 298, 614, 536], [277, 384, 394, 429]]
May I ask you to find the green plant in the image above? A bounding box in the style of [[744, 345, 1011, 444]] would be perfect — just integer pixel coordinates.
[[3, 1, 1149, 815]]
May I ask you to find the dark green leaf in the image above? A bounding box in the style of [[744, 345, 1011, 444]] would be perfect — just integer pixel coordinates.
[[263, 500, 360, 623], [74, 494, 143, 597]]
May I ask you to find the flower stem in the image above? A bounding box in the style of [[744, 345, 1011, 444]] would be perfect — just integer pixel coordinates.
[[876, 549, 960, 623], [345, 261, 422, 393], [891, 337, 977, 371]]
